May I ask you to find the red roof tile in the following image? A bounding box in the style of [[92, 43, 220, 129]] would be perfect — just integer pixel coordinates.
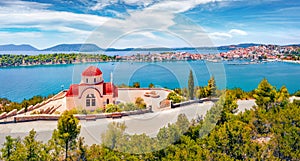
[[103, 82, 112, 95], [66, 84, 79, 97]]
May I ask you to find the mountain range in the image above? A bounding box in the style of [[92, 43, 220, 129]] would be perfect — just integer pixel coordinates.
[[41, 44, 102, 52], [0, 44, 39, 51], [0, 43, 298, 52]]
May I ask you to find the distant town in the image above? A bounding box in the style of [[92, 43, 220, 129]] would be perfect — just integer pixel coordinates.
[[0, 44, 300, 67], [116, 44, 300, 63]]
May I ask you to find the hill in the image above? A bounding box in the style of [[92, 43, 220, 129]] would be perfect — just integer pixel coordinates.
[[0, 44, 38, 51], [217, 43, 263, 50], [42, 44, 103, 52]]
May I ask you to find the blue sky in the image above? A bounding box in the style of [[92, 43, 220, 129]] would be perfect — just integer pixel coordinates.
[[0, 0, 300, 49]]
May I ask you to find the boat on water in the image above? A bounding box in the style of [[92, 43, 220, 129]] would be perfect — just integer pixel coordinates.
[[227, 62, 251, 65], [206, 59, 221, 63], [226, 60, 259, 65]]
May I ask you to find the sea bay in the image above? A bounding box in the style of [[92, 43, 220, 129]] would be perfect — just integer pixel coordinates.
[[0, 61, 300, 102]]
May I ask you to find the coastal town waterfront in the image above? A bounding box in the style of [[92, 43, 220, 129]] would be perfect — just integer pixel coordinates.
[[1, 44, 300, 68], [115, 45, 300, 62]]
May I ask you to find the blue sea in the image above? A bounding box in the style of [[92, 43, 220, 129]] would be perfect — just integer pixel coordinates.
[[0, 60, 300, 102], [0, 49, 226, 56]]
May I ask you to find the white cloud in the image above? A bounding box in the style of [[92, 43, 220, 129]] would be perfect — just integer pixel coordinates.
[[90, 0, 116, 11], [209, 32, 232, 40], [0, 10, 110, 28], [90, 0, 155, 11], [148, 0, 223, 13], [85, 0, 226, 48], [208, 29, 248, 41], [0, 0, 226, 48], [0, 0, 111, 45], [0, 0, 51, 11], [1, 0, 299, 49], [135, 31, 157, 39], [229, 29, 248, 36]]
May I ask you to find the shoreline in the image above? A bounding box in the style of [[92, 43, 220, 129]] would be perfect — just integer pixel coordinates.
[[1, 44, 300, 68], [1, 59, 300, 69], [0, 60, 115, 68]]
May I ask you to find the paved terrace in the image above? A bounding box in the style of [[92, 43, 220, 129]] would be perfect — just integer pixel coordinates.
[[117, 88, 171, 111]]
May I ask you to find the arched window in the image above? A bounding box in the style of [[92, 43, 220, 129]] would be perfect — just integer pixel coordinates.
[[86, 99, 90, 107], [86, 94, 96, 107], [106, 98, 109, 104]]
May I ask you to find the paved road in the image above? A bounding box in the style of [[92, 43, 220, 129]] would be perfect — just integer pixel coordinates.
[[236, 99, 256, 113], [0, 102, 213, 146], [0, 99, 258, 147]]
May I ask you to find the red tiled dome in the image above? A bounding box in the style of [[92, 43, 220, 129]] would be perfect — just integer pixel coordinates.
[[82, 66, 102, 76]]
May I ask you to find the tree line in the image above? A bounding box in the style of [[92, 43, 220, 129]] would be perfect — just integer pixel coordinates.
[[0, 53, 115, 67]]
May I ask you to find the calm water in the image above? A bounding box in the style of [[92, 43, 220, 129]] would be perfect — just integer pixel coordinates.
[[0, 49, 226, 56], [0, 61, 299, 102]]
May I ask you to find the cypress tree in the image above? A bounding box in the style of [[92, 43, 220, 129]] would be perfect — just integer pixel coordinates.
[[188, 70, 195, 100]]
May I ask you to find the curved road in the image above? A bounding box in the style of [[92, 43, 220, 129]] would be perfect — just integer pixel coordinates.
[[0, 102, 214, 146]]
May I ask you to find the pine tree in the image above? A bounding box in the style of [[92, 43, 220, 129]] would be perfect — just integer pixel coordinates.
[[253, 78, 277, 110], [1, 136, 15, 160], [207, 76, 216, 97], [188, 70, 195, 100], [101, 122, 126, 150], [176, 114, 190, 134], [8, 137, 26, 161], [196, 86, 209, 99], [47, 129, 62, 160], [133, 82, 140, 88], [276, 85, 289, 105], [148, 83, 154, 88], [77, 137, 87, 161], [57, 110, 81, 160], [219, 92, 238, 124], [23, 129, 42, 160]]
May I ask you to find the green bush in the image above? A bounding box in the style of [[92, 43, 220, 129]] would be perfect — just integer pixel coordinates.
[[167, 92, 183, 103], [105, 104, 122, 113], [293, 90, 300, 97]]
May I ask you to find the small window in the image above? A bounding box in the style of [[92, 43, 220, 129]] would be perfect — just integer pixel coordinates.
[[94, 78, 96, 83], [86, 99, 90, 107], [106, 99, 109, 104], [92, 99, 96, 106], [86, 78, 88, 83]]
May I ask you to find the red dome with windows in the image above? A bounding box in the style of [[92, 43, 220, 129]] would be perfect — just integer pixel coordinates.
[[82, 66, 102, 76]]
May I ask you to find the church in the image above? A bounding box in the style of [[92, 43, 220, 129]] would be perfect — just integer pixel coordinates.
[[66, 66, 118, 111]]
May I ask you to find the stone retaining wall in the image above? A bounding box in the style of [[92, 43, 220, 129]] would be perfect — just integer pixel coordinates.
[[171, 98, 211, 108], [0, 112, 7, 119], [0, 91, 67, 120], [11, 108, 151, 123], [6, 109, 17, 118], [118, 88, 172, 92]]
